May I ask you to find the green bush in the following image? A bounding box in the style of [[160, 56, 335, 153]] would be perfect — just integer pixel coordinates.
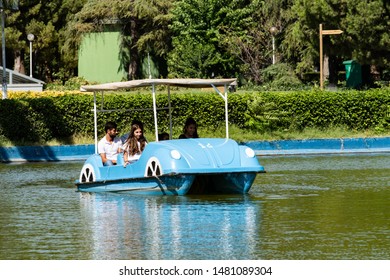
[[261, 63, 303, 90], [1, 88, 389, 145], [0, 91, 252, 144], [45, 76, 92, 91], [247, 88, 390, 132]]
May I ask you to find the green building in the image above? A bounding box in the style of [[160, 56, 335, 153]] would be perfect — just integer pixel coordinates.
[[78, 29, 127, 83], [78, 23, 163, 83]]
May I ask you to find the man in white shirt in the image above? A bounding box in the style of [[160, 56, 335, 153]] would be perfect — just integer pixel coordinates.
[[98, 121, 122, 166]]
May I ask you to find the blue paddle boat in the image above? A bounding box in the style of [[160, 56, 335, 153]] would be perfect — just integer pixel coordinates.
[[75, 78, 265, 195]]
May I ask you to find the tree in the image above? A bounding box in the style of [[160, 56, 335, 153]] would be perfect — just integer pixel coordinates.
[[57, 0, 89, 79], [63, 0, 173, 80], [168, 0, 294, 84], [221, 0, 293, 84], [2, 0, 87, 81], [342, 1, 390, 67], [284, 0, 390, 83], [133, 0, 173, 77], [168, 0, 248, 78], [218, 0, 265, 83]]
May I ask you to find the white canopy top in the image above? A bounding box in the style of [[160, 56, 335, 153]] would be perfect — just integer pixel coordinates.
[[84, 78, 236, 151], [80, 78, 237, 92]]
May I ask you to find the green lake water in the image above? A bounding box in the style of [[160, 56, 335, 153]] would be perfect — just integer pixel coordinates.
[[0, 154, 389, 259]]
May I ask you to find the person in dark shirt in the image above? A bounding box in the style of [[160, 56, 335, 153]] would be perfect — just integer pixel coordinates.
[[179, 117, 199, 139]]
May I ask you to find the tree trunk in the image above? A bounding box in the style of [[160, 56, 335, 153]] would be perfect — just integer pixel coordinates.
[[127, 17, 139, 80], [128, 52, 138, 80], [44, 60, 53, 82], [327, 55, 339, 87], [322, 53, 341, 88], [13, 50, 25, 75]]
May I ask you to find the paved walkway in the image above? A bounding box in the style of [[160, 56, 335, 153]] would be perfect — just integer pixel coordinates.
[[1, 137, 390, 162]]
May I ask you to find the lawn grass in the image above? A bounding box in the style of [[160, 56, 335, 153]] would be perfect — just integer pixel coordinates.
[[1, 125, 389, 147], [200, 125, 390, 142]]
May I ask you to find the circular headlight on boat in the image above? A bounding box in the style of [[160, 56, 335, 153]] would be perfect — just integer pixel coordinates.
[[170, 150, 181, 160], [245, 147, 255, 158]]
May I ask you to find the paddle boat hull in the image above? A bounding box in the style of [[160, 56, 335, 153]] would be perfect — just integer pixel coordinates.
[[76, 78, 266, 195], [76, 138, 264, 195]]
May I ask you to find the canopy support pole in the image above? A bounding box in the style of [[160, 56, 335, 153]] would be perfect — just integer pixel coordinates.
[[168, 86, 173, 139], [94, 92, 98, 154], [152, 83, 159, 141], [211, 84, 229, 139], [1, 9, 7, 99], [224, 85, 229, 139]]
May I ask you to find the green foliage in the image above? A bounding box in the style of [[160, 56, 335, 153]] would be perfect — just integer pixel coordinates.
[[168, 37, 223, 78], [46, 76, 91, 91], [1, 88, 389, 145], [246, 88, 390, 132], [342, 1, 390, 66], [285, 0, 390, 77], [0, 99, 36, 143], [4, 0, 88, 81], [261, 63, 302, 90], [64, 0, 173, 80], [168, 0, 244, 78], [2, 0, 389, 88], [246, 93, 290, 131]]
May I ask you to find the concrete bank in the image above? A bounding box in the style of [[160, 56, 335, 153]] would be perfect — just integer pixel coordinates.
[[1, 137, 390, 162], [0, 144, 94, 162], [244, 137, 390, 156]]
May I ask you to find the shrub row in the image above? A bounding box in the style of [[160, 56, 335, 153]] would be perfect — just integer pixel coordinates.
[[247, 88, 390, 132], [1, 88, 389, 144]]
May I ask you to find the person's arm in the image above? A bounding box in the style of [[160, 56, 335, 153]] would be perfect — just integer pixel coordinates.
[[123, 151, 129, 167], [118, 140, 124, 153], [100, 153, 108, 164], [98, 140, 108, 164], [123, 150, 129, 167], [122, 142, 129, 167]]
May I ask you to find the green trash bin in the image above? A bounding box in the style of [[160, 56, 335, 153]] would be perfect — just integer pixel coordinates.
[[343, 60, 362, 89]]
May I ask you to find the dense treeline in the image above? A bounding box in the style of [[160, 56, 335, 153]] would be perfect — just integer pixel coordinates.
[[2, 0, 389, 85], [1, 89, 389, 144]]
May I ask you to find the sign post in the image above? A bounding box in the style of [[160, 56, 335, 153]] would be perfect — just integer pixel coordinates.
[[319, 24, 343, 90], [0, 1, 19, 99]]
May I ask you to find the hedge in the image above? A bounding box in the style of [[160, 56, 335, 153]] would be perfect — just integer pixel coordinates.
[[247, 88, 390, 131], [1, 88, 389, 144]]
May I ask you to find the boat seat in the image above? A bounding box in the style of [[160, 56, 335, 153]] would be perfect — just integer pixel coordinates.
[[117, 153, 124, 165], [91, 154, 104, 167]]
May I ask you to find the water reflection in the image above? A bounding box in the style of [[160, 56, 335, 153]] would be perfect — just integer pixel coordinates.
[[79, 193, 262, 260], [1, 155, 389, 260], [254, 154, 390, 259]]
